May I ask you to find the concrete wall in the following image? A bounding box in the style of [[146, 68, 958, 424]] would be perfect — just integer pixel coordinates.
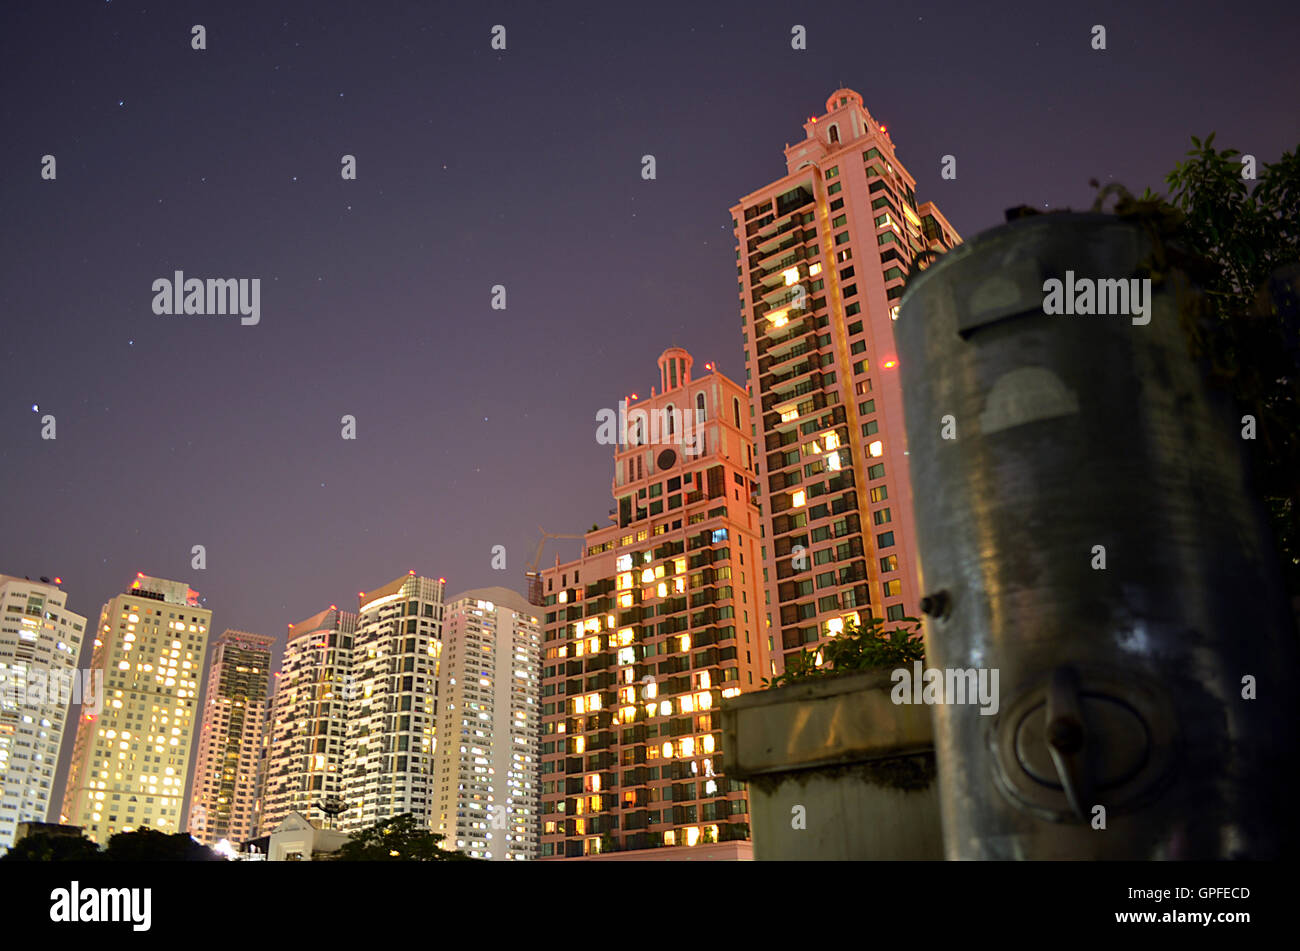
[[747, 758, 941, 860], [722, 668, 943, 860]]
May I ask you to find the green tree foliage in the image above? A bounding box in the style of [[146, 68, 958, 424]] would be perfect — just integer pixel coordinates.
[[0, 829, 102, 862], [332, 812, 477, 861], [103, 827, 224, 861], [1159, 139, 1300, 595], [1088, 138, 1300, 592], [1157, 136, 1300, 593], [764, 616, 924, 688]]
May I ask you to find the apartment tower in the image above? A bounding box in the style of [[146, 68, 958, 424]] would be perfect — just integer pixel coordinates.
[[731, 88, 960, 673], [434, 587, 542, 860], [61, 573, 212, 843], [260, 606, 356, 833], [539, 349, 767, 859], [188, 629, 274, 845], [0, 575, 88, 851], [342, 573, 445, 833]]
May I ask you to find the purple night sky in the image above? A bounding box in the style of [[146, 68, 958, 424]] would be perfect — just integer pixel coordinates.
[[3, 0, 1297, 663]]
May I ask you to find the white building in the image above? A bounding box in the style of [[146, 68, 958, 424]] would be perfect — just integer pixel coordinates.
[[0, 575, 88, 852], [434, 587, 541, 860], [261, 606, 355, 833], [265, 811, 351, 861], [342, 573, 445, 832]]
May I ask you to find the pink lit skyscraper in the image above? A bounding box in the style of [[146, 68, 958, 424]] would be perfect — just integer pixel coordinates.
[[731, 88, 960, 674]]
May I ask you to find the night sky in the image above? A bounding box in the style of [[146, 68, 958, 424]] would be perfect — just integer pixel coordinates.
[[3, 0, 1298, 662]]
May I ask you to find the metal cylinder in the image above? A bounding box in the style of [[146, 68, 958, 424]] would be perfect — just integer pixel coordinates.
[[896, 212, 1299, 859]]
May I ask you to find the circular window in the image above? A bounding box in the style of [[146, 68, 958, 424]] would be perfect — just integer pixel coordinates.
[[657, 449, 677, 470]]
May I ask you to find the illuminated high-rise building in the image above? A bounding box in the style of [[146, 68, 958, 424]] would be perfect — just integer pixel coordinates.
[[342, 573, 445, 833], [731, 88, 960, 673], [261, 606, 356, 833], [539, 349, 766, 859], [434, 587, 541, 860], [60, 573, 212, 843], [188, 629, 273, 846], [0, 575, 87, 852], [251, 680, 274, 839]]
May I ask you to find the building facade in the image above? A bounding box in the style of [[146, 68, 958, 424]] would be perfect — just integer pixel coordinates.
[[342, 573, 445, 833], [539, 349, 768, 859], [188, 629, 274, 846], [60, 573, 212, 843], [0, 576, 88, 852], [260, 606, 356, 833], [434, 587, 541, 860], [731, 88, 960, 673]]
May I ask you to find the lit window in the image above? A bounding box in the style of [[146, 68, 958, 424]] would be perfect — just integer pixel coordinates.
[[869, 440, 884, 457], [792, 490, 806, 507]]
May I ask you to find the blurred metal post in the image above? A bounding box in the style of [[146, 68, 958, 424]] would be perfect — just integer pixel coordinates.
[[896, 213, 1299, 859]]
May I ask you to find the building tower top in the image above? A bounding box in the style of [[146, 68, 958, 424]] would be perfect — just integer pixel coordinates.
[[655, 348, 696, 392], [825, 88, 864, 112], [657, 348, 693, 393]]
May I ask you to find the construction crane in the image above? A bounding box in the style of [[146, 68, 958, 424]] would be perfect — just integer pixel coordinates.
[[524, 526, 585, 605]]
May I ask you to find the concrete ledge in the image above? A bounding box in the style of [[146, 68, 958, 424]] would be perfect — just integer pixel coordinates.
[[721, 669, 934, 778]]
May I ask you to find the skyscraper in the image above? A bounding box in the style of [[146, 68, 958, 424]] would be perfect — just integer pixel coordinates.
[[342, 573, 445, 833], [0, 575, 87, 852], [261, 606, 356, 833], [434, 587, 541, 860], [538, 349, 766, 859], [731, 88, 960, 674], [188, 629, 274, 846], [61, 573, 212, 843]]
